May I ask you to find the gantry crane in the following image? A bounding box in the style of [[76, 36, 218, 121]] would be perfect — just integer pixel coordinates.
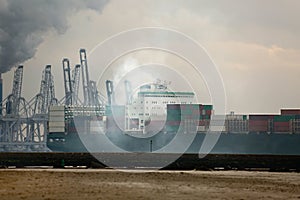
[[89, 80, 101, 106], [106, 80, 114, 105], [34, 65, 57, 115], [0, 66, 35, 151], [80, 49, 92, 106], [6, 66, 24, 116], [24, 65, 58, 151], [72, 64, 81, 105], [63, 59, 73, 105], [0, 49, 110, 152]]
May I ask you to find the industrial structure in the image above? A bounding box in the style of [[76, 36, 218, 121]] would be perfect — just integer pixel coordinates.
[[0, 48, 299, 155], [0, 65, 56, 151], [0, 49, 104, 151]]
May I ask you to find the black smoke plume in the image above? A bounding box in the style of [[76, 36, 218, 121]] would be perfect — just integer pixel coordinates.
[[0, 0, 108, 73]]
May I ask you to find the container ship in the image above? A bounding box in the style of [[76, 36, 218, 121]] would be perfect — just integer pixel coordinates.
[[47, 80, 300, 155], [1, 48, 299, 156]]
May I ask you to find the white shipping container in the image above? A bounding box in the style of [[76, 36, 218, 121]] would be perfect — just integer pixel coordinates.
[[49, 116, 65, 121], [225, 119, 248, 132], [49, 105, 65, 111], [49, 121, 65, 127], [226, 115, 244, 120], [49, 112, 65, 117], [209, 126, 225, 132], [49, 119, 65, 123], [49, 127, 65, 133], [197, 126, 206, 132]]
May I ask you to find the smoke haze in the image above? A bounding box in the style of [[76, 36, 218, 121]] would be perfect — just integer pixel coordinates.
[[0, 0, 108, 73], [1, 0, 300, 113]]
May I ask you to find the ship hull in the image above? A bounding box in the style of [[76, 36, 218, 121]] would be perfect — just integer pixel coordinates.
[[47, 131, 300, 155]]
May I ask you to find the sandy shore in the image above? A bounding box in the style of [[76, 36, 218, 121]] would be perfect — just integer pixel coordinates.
[[0, 169, 299, 200]]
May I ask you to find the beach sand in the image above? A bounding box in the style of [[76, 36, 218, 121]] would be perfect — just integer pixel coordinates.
[[0, 169, 299, 200]]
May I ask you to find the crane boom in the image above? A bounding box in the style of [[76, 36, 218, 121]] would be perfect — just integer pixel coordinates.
[[12, 66, 23, 100], [49, 73, 57, 105], [34, 65, 56, 114], [6, 66, 24, 116], [72, 64, 81, 105], [89, 80, 101, 106], [42, 65, 51, 113], [79, 49, 91, 106], [62, 58, 73, 105], [106, 80, 114, 105]]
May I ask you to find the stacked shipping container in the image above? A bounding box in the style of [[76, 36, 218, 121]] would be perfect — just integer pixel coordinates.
[[281, 109, 300, 115], [166, 104, 213, 132], [248, 115, 277, 133], [225, 112, 248, 133], [281, 109, 300, 134], [74, 105, 300, 134], [273, 115, 294, 133], [166, 106, 300, 134], [248, 112, 300, 134]]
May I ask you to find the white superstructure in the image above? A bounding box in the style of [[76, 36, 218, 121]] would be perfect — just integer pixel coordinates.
[[125, 81, 195, 133]]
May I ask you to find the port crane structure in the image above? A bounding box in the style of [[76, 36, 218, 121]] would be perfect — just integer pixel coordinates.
[[0, 49, 105, 151]]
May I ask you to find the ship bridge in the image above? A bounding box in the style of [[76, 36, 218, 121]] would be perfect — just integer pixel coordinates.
[[125, 81, 195, 133]]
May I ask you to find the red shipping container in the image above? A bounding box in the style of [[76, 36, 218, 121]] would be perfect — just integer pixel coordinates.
[[249, 120, 268, 132], [249, 115, 277, 120], [198, 120, 207, 126], [206, 110, 212, 115], [273, 121, 290, 132], [281, 109, 300, 115], [249, 120, 268, 126]]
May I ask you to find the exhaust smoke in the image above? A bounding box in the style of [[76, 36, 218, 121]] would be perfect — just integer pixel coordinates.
[[0, 0, 108, 73]]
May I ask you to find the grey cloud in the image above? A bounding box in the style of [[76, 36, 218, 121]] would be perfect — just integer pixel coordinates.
[[170, 0, 300, 31], [0, 0, 108, 73], [158, 0, 300, 48]]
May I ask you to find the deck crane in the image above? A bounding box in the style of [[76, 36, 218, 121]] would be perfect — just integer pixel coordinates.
[[71, 64, 81, 105], [79, 49, 91, 106], [62, 59, 73, 105]]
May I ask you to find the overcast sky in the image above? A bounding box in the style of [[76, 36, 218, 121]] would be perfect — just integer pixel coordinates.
[[1, 0, 300, 114]]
